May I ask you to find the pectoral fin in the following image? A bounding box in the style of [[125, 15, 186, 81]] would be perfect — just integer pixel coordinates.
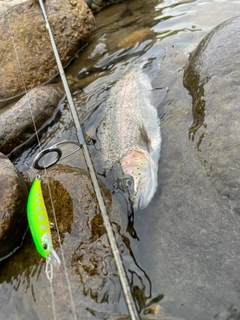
[[151, 87, 168, 107], [140, 124, 152, 152]]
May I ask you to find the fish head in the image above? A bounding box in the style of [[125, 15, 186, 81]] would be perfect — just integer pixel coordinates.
[[117, 149, 158, 210]]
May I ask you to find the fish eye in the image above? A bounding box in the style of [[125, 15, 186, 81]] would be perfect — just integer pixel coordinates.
[[125, 179, 133, 188], [42, 243, 48, 250], [119, 178, 134, 191]]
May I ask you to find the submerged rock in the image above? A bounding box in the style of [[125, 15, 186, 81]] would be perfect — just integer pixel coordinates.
[[0, 84, 65, 154], [0, 164, 163, 319], [0, 0, 95, 100], [83, 0, 123, 11], [117, 28, 154, 49], [0, 153, 28, 261], [183, 15, 240, 208]]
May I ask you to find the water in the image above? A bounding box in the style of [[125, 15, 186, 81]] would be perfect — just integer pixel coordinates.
[[2, 0, 240, 319]]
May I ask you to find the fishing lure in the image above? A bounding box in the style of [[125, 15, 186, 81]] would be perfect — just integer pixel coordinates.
[[27, 177, 61, 266]]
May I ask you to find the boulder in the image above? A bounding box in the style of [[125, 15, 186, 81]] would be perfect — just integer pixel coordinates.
[[0, 153, 28, 261], [0, 0, 95, 100], [183, 16, 240, 207], [0, 164, 163, 318], [0, 84, 65, 154]]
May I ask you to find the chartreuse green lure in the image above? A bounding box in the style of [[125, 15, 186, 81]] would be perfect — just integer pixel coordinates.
[[27, 178, 61, 266]]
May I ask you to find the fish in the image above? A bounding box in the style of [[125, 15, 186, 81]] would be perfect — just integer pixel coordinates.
[[97, 63, 165, 210], [27, 178, 61, 266]]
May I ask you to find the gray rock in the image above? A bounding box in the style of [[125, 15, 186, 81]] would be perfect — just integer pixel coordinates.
[[0, 0, 95, 100], [183, 15, 240, 212], [0, 153, 28, 261], [0, 84, 65, 154]]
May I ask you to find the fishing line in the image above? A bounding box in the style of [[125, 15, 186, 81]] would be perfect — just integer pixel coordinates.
[[36, 0, 141, 319], [4, 4, 77, 320], [46, 181, 78, 320], [4, 5, 41, 150]]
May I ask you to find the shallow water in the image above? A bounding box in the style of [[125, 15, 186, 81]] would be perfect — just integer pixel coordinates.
[[3, 0, 240, 319]]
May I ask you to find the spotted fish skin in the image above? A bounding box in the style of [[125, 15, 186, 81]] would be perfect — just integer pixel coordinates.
[[27, 178, 60, 265], [97, 64, 162, 210]]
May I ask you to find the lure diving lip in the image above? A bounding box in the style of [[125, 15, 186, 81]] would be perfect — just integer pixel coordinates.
[[27, 178, 61, 266]]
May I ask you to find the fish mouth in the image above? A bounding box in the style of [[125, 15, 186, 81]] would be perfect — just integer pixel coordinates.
[[121, 149, 158, 210], [133, 194, 145, 210]]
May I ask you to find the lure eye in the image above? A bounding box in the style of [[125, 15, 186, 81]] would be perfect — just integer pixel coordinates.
[[42, 243, 48, 251]]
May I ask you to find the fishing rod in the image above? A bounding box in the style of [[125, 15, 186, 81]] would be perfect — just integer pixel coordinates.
[[37, 1, 141, 319]]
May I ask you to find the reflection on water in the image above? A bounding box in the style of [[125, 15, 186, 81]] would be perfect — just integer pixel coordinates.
[[3, 0, 240, 319]]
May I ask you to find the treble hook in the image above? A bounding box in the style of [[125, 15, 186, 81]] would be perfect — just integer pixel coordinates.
[[45, 259, 53, 282]]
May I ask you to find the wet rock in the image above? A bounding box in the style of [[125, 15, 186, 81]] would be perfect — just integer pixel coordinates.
[[0, 0, 27, 13], [117, 28, 154, 49], [109, 317, 182, 320], [94, 2, 127, 29], [0, 164, 163, 318], [39, 165, 130, 309], [0, 84, 65, 154], [183, 16, 240, 209], [214, 304, 240, 320], [0, 153, 28, 261], [0, 0, 95, 100], [83, 0, 123, 12]]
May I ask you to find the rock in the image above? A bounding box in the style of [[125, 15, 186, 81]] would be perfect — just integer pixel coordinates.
[[0, 0, 27, 13], [83, 0, 123, 12], [0, 84, 65, 154], [0, 164, 163, 318], [183, 15, 240, 209], [0, 153, 28, 261], [109, 318, 182, 320], [94, 2, 127, 29], [38, 165, 131, 307], [0, 0, 95, 100], [117, 28, 154, 49]]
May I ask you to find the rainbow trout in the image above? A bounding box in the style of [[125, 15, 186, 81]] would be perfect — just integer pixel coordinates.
[[97, 64, 164, 210]]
